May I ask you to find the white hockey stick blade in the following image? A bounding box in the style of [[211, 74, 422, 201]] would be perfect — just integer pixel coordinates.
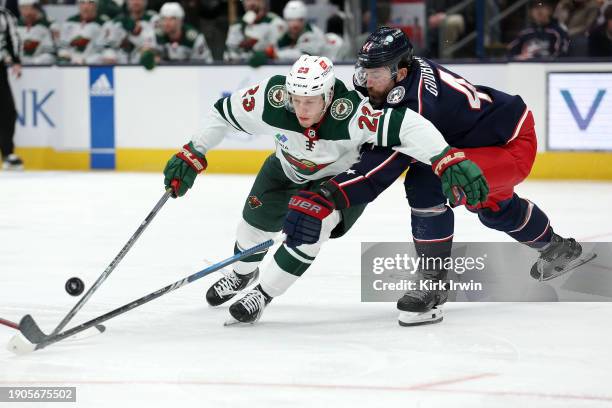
[[6, 325, 105, 356], [6, 333, 36, 355]]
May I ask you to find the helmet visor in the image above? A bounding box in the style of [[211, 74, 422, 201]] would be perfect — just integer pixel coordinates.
[[354, 63, 395, 87]]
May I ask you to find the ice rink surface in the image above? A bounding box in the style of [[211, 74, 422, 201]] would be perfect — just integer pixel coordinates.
[[1, 171, 611, 407]]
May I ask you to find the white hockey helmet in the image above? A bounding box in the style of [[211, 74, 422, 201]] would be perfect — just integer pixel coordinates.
[[283, 0, 307, 20], [285, 55, 335, 112], [160, 2, 184, 19], [18, 0, 38, 6]]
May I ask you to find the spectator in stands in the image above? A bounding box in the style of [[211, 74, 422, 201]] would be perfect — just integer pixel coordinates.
[[595, 0, 612, 24], [426, 0, 470, 58], [508, 0, 569, 60], [224, 0, 286, 66], [324, 13, 348, 61], [269, 1, 326, 61], [57, 0, 109, 64], [98, 0, 122, 19], [588, 4, 612, 55], [155, 2, 213, 62], [555, 0, 600, 36], [555, 0, 599, 55], [103, 0, 158, 67], [17, 0, 55, 64]]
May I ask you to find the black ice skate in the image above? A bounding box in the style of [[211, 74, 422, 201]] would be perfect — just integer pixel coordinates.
[[226, 285, 272, 325], [530, 234, 596, 281], [397, 270, 448, 327], [206, 268, 259, 306], [2, 154, 24, 171]]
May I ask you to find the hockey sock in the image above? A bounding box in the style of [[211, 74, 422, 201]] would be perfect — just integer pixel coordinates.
[[233, 220, 275, 275], [477, 194, 552, 249], [412, 205, 454, 269]]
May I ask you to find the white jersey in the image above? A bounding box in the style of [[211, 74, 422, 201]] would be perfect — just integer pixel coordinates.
[[103, 10, 158, 63], [322, 32, 349, 61], [17, 16, 55, 64], [156, 23, 213, 62], [191, 76, 448, 184], [57, 14, 108, 64], [224, 12, 286, 62], [275, 23, 326, 61]]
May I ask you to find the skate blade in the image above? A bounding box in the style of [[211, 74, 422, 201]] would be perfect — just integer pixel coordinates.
[[223, 318, 256, 327], [537, 251, 597, 282], [398, 307, 444, 327]]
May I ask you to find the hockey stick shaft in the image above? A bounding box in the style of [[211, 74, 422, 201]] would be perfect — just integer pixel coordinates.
[[49, 189, 173, 336], [34, 237, 278, 350], [0, 317, 19, 330]]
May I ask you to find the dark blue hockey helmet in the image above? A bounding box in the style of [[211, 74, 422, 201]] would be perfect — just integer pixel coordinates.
[[356, 26, 414, 77]]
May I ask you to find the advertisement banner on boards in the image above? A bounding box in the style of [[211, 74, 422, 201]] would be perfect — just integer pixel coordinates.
[[11, 67, 90, 150], [548, 72, 611, 151]]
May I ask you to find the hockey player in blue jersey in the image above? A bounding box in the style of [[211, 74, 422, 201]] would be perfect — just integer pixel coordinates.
[[282, 27, 590, 326]]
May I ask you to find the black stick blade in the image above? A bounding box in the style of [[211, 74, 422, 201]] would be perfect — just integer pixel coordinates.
[[19, 315, 49, 343]]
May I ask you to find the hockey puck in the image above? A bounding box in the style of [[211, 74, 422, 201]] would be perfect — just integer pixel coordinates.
[[65, 277, 85, 296]]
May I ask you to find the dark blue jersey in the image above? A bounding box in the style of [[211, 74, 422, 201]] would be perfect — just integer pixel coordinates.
[[508, 19, 569, 60], [326, 57, 530, 209], [356, 57, 529, 147]]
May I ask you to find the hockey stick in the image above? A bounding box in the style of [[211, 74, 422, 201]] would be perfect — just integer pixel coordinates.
[[1, 317, 104, 345], [18, 189, 173, 344], [0, 317, 19, 330], [8, 236, 280, 354]]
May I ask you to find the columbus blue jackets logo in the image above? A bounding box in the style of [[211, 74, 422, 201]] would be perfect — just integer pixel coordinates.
[[387, 86, 406, 104], [267, 85, 286, 108], [247, 195, 263, 209], [330, 98, 354, 120]]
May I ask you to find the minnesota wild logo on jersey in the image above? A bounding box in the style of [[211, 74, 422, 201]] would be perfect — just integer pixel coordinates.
[[23, 40, 40, 55], [280, 150, 333, 175], [267, 85, 286, 108], [71, 36, 90, 52], [330, 98, 353, 120]]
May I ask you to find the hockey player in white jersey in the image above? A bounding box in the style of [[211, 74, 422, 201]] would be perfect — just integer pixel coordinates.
[[162, 56, 488, 324], [155, 2, 212, 63], [102, 0, 158, 64], [16, 0, 55, 64], [274, 1, 326, 61], [57, 0, 109, 64], [224, 0, 286, 64]]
